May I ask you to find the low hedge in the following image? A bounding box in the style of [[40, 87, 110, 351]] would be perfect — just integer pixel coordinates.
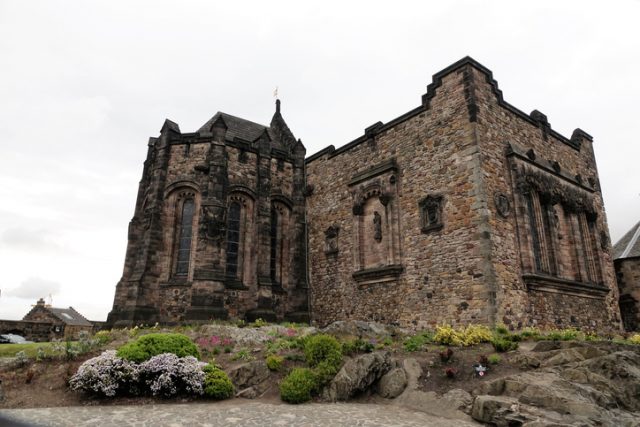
[[203, 364, 234, 399], [279, 368, 318, 404], [117, 333, 200, 363]]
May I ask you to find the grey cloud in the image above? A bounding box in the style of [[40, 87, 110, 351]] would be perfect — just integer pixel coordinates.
[[5, 277, 61, 300]]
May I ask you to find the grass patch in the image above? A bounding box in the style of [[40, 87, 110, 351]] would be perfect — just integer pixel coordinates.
[[0, 342, 66, 358]]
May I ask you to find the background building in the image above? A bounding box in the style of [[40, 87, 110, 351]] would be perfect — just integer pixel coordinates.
[[614, 221, 640, 331]]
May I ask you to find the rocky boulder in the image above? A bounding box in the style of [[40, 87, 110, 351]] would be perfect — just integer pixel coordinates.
[[471, 348, 640, 426], [377, 367, 407, 398], [322, 351, 391, 401], [227, 360, 270, 398]]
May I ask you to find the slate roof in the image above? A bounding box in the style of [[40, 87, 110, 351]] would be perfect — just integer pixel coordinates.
[[47, 307, 93, 326], [613, 220, 640, 259], [198, 112, 273, 142]]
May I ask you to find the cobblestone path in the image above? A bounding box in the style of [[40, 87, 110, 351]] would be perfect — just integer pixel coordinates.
[[0, 401, 479, 426]]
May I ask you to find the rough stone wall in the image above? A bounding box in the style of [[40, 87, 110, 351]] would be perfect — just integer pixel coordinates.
[[307, 69, 493, 329], [307, 58, 621, 332], [470, 64, 621, 332], [108, 108, 309, 327], [616, 258, 640, 331]]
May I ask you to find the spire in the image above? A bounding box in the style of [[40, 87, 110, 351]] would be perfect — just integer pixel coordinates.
[[270, 99, 296, 148]]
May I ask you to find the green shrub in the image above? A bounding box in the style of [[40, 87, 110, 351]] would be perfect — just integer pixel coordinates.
[[403, 331, 433, 352], [303, 334, 342, 368], [342, 338, 374, 355], [250, 318, 268, 328], [584, 332, 600, 342], [491, 337, 518, 353], [545, 330, 563, 341], [266, 354, 284, 371], [629, 334, 640, 345], [284, 353, 305, 362], [520, 327, 541, 340], [93, 330, 113, 345], [314, 359, 340, 386], [231, 348, 254, 362], [203, 365, 234, 399], [280, 368, 318, 404], [116, 333, 200, 363], [487, 354, 501, 364], [495, 324, 509, 335]]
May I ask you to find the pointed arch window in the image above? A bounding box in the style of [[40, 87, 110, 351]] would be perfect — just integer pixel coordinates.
[[175, 198, 195, 276], [226, 202, 241, 278]]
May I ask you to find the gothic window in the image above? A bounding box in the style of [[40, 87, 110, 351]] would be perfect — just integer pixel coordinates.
[[270, 203, 291, 286], [270, 207, 278, 282], [226, 202, 241, 278], [224, 192, 255, 284], [419, 195, 444, 233], [175, 198, 195, 276], [511, 160, 605, 292]]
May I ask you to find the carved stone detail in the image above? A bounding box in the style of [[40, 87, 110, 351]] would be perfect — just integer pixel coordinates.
[[494, 193, 511, 218], [324, 225, 339, 255], [373, 212, 382, 242], [419, 195, 444, 233]]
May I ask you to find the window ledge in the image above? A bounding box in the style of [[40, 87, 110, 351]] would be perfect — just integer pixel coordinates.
[[421, 224, 443, 233], [225, 278, 249, 290], [353, 264, 403, 285], [523, 273, 609, 299]]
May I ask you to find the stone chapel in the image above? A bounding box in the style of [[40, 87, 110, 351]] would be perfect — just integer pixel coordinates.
[[107, 57, 623, 332]]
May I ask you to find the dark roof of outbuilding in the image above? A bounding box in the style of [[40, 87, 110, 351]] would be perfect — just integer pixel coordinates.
[[613, 221, 640, 260], [198, 112, 273, 142], [47, 307, 93, 327]]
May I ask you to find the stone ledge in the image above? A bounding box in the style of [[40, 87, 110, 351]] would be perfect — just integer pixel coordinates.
[[523, 273, 609, 299], [353, 264, 404, 285]]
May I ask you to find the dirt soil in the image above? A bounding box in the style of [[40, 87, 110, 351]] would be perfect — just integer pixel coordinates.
[[0, 342, 529, 409]]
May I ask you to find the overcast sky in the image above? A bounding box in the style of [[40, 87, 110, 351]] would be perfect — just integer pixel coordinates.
[[1, 0, 639, 321]]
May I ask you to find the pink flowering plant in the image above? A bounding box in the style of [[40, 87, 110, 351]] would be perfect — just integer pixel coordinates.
[[69, 350, 140, 397]]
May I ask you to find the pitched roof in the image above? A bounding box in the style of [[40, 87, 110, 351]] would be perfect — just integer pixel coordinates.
[[198, 112, 273, 142], [613, 220, 640, 259], [47, 307, 93, 326]]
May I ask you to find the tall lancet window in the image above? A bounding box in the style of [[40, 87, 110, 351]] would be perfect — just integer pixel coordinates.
[[226, 202, 241, 278], [270, 207, 279, 283], [175, 198, 195, 276]]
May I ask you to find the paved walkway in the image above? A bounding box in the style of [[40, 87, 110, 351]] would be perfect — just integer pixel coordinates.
[[0, 401, 479, 426]]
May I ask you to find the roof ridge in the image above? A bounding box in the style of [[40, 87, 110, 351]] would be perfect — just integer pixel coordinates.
[[621, 221, 640, 259]]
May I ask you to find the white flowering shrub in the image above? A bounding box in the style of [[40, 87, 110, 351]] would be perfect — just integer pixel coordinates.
[[69, 350, 139, 397], [138, 353, 206, 397]]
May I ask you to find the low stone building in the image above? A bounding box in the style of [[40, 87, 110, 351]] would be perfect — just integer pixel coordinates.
[[0, 298, 95, 341], [22, 298, 95, 340], [108, 56, 622, 332], [614, 221, 640, 331]]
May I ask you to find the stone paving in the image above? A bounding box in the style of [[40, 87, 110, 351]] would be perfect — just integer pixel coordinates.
[[0, 401, 480, 426]]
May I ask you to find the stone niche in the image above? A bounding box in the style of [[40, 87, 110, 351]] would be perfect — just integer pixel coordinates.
[[349, 159, 403, 285]]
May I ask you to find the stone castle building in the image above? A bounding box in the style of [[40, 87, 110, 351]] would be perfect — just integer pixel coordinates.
[[614, 221, 640, 331], [108, 57, 623, 331]]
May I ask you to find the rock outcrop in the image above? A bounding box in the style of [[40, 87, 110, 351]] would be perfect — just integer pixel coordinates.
[[228, 360, 270, 399], [472, 344, 640, 426], [322, 351, 391, 401]]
